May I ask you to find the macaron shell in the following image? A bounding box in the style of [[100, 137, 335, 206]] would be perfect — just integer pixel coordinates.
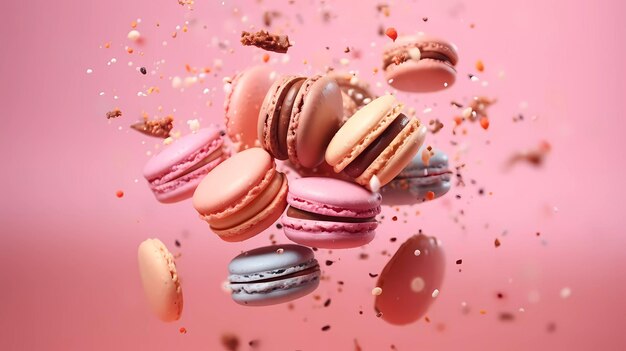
[[193, 148, 273, 218], [340, 90, 358, 123], [228, 244, 316, 277], [385, 35, 459, 65], [325, 95, 403, 172], [399, 147, 449, 174], [231, 273, 320, 306], [288, 75, 343, 168], [282, 216, 376, 249], [143, 127, 222, 180], [374, 234, 445, 325], [287, 177, 381, 218], [137, 239, 183, 322], [210, 171, 288, 242], [386, 60, 456, 93], [225, 66, 277, 151], [356, 122, 427, 188]]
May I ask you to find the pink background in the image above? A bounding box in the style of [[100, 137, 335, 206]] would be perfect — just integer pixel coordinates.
[[1, 0, 625, 350]]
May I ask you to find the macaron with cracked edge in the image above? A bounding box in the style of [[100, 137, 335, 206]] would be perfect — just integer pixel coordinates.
[[192, 147, 288, 242], [281, 177, 382, 249], [385, 146, 452, 202], [374, 234, 445, 325], [225, 65, 277, 151], [325, 94, 428, 190], [228, 244, 320, 306], [137, 238, 183, 322], [143, 127, 228, 203], [258, 75, 342, 168], [383, 34, 459, 92]]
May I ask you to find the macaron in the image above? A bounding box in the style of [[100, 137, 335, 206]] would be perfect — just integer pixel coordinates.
[[325, 95, 428, 190], [258, 75, 343, 168], [137, 238, 183, 322], [374, 234, 445, 325], [385, 146, 452, 202], [192, 147, 288, 242], [327, 72, 374, 108], [383, 34, 459, 92], [225, 65, 277, 151], [281, 177, 381, 249], [143, 127, 228, 203], [228, 244, 320, 306]]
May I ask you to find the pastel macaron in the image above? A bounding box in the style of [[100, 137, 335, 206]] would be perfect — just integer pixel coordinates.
[[383, 34, 459, 92], [192, 147, 288, 242], [327, 72, 375, 123], [143, 127, 228, 203], [281, 177, 382, 249], [385, 146, 452, 202], [228, 244, 321, 306], [325, 95, 428, 190], [137, 238, 183, 322], [225, 65, 277, 151], [258, 75, 343, 168], [374, 234, 445, 325]]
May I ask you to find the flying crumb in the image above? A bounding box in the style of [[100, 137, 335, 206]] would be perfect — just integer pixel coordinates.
[[494, 238, 501, 248], [130, 115, 174, 138], [241, 30, 291, 53], [106, 109, 122, 119], [220, 333, 240, 351]]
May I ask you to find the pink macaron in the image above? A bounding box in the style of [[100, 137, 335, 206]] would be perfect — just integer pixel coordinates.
[[383, 34, 459, 92], [143, 127, 228, 203], [281, 177, 381, 249], [225, 65, 277, 152]]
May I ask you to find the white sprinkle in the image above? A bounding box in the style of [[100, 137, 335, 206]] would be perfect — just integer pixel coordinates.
[[99, 92, 105, 96], [408, 47, 421, 61], [340, 58, 350, 66], [443, 82, 448, 87], [462, 107, 473, 119], [349, 75, 359, 85], [269, 70, 278, 80], [172, 76, 182, 89], [127, 30, 141, 41], [162, 41, 168, 46], [560, 287, 571, 299], [241, 15, 248, 23], [422, 107, 432, 114], [187, 119, 200, 132], [362, 98, 372, 105], [86, 68, 93, 74], [113, 95, 119, 100], [410, 277, 425, 292], [470, 75, 480, 82], [432, 289, 440, 298], [276, 248, 284, 254], [163, 137, 174, 145], [372, 287, 383, 296], [203, 88, 210, 94], [387, 78, 394, 84], [128, 61, 133, 66], [134, 179, 139, 183], [414, 249, 421, 256], [369, 175, 381, 193]]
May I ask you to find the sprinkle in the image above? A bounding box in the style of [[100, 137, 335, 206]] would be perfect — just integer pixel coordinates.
[[432, 289, 440, 298], [369, 175, 381, 193], [475, 60, 485, 72], [127, 30, 141, 41], [86, 68, 93, 74], [187, 119, 200, 132], [262, 53, 270, 62], [324, 298, 331, 307], [179, 327, 187, 334], [385, 27, 398, 41], [425, 191, 435, 201], [321, 325, 331, 331], [115, 190, 124, 198], [479, 116, 490, 130], [325, 260, 334, 266], [560, 287, 571, 299], [372, 287, 383, 296], [220, 333, 239, 351], [276, 248, 284, 254], [494, 238, 501, 248], [140, 67, 147, 75], [410, 277, 425, 292], [456, 259, 462, 264], [414, 249, 421, 256]]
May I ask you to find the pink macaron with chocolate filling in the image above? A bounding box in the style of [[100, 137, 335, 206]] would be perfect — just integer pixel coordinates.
[[281, 177, 381, 249], [143, 127, 228, 203], [383, 34, 459, 92]]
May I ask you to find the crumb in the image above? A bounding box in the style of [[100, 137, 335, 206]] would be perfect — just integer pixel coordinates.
[[324, 298, 331, 307], [390, 237, 397, 242], [262, 11, 281, 27], [344, 46, 350, 53], [240, 30, 291, 53], [179, 327, 187, 334], [220, 333, 239, 351], [424, 316, 431, 323], [456, 259, 462, 264], [359, 253, 369, 260], [505, 140, 551, 169], [321, 325, 331, 331], [479, 116, 490, 130], [475, 60, 485, 72], [140, 67, 147, 75], [428, 119, 444, 133], [175, 240, 181, 247], [422, 17, 428, 22], [385, 27, 398, 41], [106, 109, 122, 119], [368, 273, 379, 278], [494, 238, 501, 248], [130, 115, 174, 138], [376, 4, 390, 17], [499, 312, 515, 321], [354, 339, 363, 351], [325, 260, 334, 266]]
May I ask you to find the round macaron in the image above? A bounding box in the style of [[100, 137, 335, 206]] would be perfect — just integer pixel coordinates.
[[382, 34, 459, 92], [374, 234, 445, 325], [327, 71, 374, 108], [385, 146, 452, 202], [143, 127, 228, 203], [258, 74, 343, 169], [137, 238, 183, 322], [225, 65, 277, 152], [228, 244, 320, 306], [281, 177, 382, 249], [192, 147, 288, 242], [325, 95, 428, 190]]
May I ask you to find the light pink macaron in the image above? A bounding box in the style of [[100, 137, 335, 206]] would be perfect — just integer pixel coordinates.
[[383, 34, 459, 92], [281, 177, 382, 249], [143, 127, 228, 203], [225, 65, 277, 152]]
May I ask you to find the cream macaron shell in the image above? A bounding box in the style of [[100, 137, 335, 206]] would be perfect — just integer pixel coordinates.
[[137, 238, 183, 322]]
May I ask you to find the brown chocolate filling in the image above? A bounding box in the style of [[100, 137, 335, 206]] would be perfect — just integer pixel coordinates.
[[275, 78, 305, 159], [286, 206, 376, 223], [344, 113, 410, 178]]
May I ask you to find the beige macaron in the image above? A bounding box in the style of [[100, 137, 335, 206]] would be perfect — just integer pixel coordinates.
[[137, 238, 183, 322]]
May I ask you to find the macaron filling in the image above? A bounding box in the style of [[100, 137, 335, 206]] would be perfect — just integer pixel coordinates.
[[383, 45, 456, 70], [286, 206, 377, 223], [344, 113, 410, 178], [229, 260, 320, 295]]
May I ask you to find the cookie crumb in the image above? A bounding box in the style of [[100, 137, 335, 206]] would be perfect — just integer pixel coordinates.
[[494, 238, 501, 248], [106, 109, 122, 119], [220, 333, 240, 351], [241, 30, 291, 53], [321, 325, 331, 331], [130, 115, 174, 138]]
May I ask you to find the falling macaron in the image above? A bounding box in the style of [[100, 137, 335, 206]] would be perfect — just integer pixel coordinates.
[[383, 34, 459, 92], [227, 244, 321, 306]]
